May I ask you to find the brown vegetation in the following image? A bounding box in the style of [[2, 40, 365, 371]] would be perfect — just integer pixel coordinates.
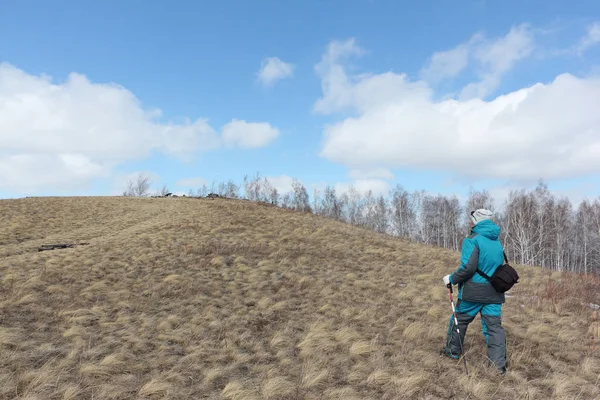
[[0, 196, 598, 399]]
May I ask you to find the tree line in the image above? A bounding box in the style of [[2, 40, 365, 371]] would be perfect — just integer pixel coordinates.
[[123, 172, 600, 275]]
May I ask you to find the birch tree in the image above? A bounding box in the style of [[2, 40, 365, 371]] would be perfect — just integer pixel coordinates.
[[291, 179, 311, 213], [390, 185, 417, 238], [312, 188, 321, 215], [269, 187, 280, 206], [122, 173, 151, 197], [345, 186, 364, 226], [503, 189, 540, 265], [373, 195, 389, 234]]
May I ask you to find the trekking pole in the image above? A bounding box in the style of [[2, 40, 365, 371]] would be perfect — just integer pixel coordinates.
[[447, 283, 469, 375]]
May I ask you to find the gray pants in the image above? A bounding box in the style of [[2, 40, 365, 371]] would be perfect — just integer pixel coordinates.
[[445, 300, 506, 371]]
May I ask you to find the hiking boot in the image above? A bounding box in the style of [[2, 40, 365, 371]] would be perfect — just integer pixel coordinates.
[[439, 348, 460, 360]]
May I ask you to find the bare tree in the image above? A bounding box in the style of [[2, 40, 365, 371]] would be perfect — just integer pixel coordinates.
[[312, 188, 321, 215], [243, 174, 250, 199], [345, 186, 364, 226], [534, 181, 554, 267], [590, 199, 600, 275], [217, 182, 227, 197], [321, 185, 340, 219], [135, 174, 151, 196], [390, 185, 417, 239], [225, 180, 240, 198], [280, 192, 293, 209], [158, 184, 170, 197], [291, 179, 311, 213], [122, 180, 135, 197], [122, 173, 151, 197], [574, 200, 593, 274], [547, 197, 573, 271], [197, 184, 209, 197], [418, 194, 458, 249], [501, 182, 557, 267], [243, 173, 265, 201], [574, 199, 600, 274], [334, 193, 347, 222], [362, 190, 377, 230], [503, 189, 540, 265], [258, 178, 273, 202], [418, 193, 438, 246], [444, 195, 463, 251], [374, 195, 389, 234], [269, 187, 279, 206]]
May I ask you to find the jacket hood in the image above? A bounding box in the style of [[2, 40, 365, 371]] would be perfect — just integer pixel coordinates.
[[471, 219, 500, 240]]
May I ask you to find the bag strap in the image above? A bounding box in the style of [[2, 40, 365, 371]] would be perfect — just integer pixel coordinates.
[[477, 251, 508, 281], [476, 268, 492, 281], [469, 233, 508, 280]]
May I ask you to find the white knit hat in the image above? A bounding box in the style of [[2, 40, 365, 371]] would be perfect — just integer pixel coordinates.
[[470, 209, 493, 225]]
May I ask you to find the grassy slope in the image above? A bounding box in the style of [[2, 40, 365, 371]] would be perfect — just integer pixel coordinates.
[[0, 197, 599, 400]]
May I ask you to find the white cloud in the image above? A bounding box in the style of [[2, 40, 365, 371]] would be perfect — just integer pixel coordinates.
[[419, 25, 534, 99], [334, 179, 391, 197], [576, 22, 600, 55], [313, 38, 431, 115], [0, 154, 108, 193], [348, 167, 394, 180], [222, 119, 279, 148], [0, 63, 278, 193], [266, 175, 295, 194], [420, 37, 480, 84], [315, 29, 600, 184], [460, 24, 534, 99], [257, 57, 294, 87], [176, 177, 208, 188]]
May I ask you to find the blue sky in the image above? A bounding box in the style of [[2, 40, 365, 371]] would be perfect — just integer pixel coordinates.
[[1, 0, 599, 206]]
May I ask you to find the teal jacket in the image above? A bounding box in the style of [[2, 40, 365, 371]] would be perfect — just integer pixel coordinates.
[[450, 219, 506, 304]]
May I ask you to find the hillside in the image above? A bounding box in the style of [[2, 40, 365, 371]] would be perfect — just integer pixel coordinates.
[[0, 197, 599, 399]]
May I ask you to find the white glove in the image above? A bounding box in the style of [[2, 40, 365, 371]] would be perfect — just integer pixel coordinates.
[[443, 275, 451, 286]]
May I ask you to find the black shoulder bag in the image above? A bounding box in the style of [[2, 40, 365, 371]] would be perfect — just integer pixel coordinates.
[[476, 252, 519, 293]]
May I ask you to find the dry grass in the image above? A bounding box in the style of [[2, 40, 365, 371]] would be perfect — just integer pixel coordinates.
[[0, 196, 599, 399]]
